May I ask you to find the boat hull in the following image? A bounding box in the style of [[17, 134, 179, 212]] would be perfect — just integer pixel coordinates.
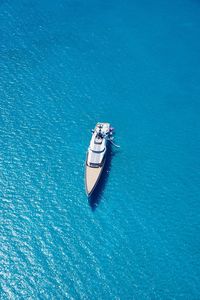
[[85, 157, 106, 196]]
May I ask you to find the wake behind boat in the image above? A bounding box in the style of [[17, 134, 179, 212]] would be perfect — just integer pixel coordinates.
[[85, 122, 114, 196]]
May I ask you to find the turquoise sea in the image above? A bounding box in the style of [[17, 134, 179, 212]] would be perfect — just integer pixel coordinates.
[[1, 0, 200, 299]]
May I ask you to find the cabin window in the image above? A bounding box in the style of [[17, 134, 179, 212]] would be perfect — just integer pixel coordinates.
[[90, 148, 105, 153], [89, 163, 99, 168]]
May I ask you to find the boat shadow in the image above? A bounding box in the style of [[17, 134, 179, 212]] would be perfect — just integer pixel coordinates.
[[88, 144, 115, 211]]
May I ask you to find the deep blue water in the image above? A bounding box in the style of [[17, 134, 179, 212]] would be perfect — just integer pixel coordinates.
[[1, 0, 200, 299]]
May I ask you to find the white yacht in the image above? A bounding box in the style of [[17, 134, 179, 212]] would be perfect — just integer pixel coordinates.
[[85, 122, 113, 196]]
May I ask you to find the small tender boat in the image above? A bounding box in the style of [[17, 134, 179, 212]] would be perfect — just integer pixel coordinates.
[[85, 122, 113, 196]]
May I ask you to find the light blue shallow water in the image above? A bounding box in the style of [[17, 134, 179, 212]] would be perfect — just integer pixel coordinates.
[[1, 0, 200, 299]]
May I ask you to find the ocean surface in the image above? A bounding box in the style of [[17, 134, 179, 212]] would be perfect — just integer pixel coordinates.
[[1, 0, 200, 299]]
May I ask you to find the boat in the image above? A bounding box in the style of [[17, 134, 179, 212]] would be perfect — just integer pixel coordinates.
[[85, 122, 113, 196]]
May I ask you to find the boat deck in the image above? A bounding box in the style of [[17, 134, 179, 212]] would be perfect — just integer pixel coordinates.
[[85, 165, 103, 196]]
